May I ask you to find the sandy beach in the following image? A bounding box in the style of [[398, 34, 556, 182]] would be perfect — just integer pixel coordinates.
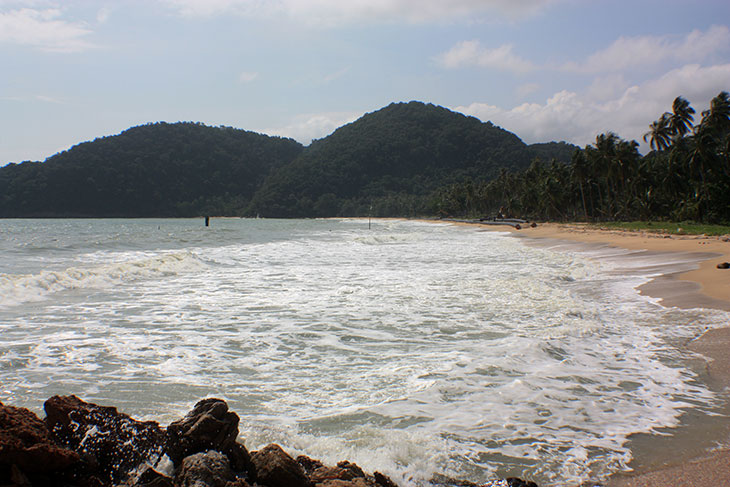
[[466, 221, 730, 487]]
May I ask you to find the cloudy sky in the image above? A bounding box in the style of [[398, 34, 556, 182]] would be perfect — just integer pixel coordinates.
[[1, 0, 729, 164]]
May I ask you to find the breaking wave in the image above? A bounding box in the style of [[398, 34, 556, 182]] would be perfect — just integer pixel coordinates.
[[0, 251, 207, 308]]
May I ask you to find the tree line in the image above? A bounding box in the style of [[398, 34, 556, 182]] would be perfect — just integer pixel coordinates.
[[434, 92, 730, 223]]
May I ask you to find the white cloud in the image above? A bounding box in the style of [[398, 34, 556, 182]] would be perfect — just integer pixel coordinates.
[[238, 71, 259, 82], [161, 0, 558, 23], [437, 40, 534, 74], [455, 63, 730, 151], [565, 25, 730, 73], [0, 8, 94, 52], [264, 111, 363, 144]]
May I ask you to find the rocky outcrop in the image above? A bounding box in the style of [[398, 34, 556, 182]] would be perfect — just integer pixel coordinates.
[[165, 398, 249, 472], [44, 395, 167, 485], [251, 444, 310, 487], [0, 397, 539, 487], [0, 401, 80, 485], [174, 451, 245, 487]]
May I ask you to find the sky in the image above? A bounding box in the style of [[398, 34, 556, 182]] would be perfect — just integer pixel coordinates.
[[1, 0, 730, 165]]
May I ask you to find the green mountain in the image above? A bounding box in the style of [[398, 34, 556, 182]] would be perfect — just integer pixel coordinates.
[[0, 102, 577, 218], [247, 102, 575, 217], [0, 122, 303, 217]]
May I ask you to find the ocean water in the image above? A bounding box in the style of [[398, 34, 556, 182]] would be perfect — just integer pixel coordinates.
[[1, 218, 728, 486]]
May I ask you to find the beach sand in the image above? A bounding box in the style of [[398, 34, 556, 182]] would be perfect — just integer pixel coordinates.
[[466, 221, 730, 487]]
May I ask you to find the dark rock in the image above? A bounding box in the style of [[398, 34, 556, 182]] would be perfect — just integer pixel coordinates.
[[311, 461, 367, 483], [717, 262, 730, 269], [506, 478, 538, 487], [250, 443, 311, 487], [0, 401, 80, 475], [297, 455, 325, 474], [315, 479, 372, 487], [226, 440, 254, 474], [174, 450, 238, 487], [336, 461, 365, 479], [44, 395, 166, 484], [125, 466, 174, 487], [373, 471, 398, 487], [166, 398, 242, 468]]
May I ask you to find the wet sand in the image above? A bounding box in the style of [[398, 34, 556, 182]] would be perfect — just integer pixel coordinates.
[[463, 221, 730, 487]]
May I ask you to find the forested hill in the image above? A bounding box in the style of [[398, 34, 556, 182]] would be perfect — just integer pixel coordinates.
[[0, 102, 576, 218], [0, 123, 304, 217], [247, 102, 575, 217]]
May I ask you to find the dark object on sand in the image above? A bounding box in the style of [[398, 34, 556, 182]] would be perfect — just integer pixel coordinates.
[[717, 262, 730, 269]]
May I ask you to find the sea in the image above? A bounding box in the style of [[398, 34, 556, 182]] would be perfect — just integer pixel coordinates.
[[1, 218, 728, 486]]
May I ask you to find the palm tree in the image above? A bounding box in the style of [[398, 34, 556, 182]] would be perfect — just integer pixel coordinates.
[[643, 113, 673, 151], [571, 149, 590, 220], [668, 96, 695, 138], [700, 91, 730, 135]]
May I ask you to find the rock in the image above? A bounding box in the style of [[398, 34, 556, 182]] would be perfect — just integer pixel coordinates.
[[297, 455, 325, 474], [373, 471, 398, 487], [316, 479, 372, 487], [44, 395, 166, 484], [125, 466, 174, 487], [0, 401, 82, 486], [174, 450, 239, 487], [0, 401, 80, 474], [717, 262, 730, 269], [166, 398, 244, 469], [250, 443, 311, 487], [506, 478, 538, 487], [311, 461, 367, 483]]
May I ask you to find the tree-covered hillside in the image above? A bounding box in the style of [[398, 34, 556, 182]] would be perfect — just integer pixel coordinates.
[[0, 123, 303, 217], [247, 102, 575, 217]]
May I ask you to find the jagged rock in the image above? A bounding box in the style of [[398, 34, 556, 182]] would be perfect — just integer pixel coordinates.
[[174, 450, 244, 487], [0, 401, 80, 475], [251, 443, 311, 487], [506, 478, 538, 487], [316, 479, 372, 487], [125, 466, 174, 487], [297, 455, 325, 474], [373, 471, 398, 487], [166, 398, 244, 469], [44, 395, 166, 484], [311, 460, 367, 483]]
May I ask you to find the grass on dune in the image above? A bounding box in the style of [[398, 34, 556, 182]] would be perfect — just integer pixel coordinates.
[[590, 221, 730, 236]]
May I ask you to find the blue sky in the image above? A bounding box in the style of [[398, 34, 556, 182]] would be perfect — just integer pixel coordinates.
[[1, 0, 729, 165]]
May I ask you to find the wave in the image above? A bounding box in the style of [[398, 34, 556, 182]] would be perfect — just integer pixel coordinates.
[[0, 251, 207, 308]]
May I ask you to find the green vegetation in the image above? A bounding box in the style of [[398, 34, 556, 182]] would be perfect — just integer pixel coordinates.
[[437, 91, 730, 224], [593, 221, 730, 236], [0, 123, 303, 217], [247, 102, 575, 217], [0, 102, 574, 218], [1, 95, 727, 222]]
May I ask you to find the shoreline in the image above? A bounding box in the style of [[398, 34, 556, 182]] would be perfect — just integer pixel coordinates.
[[445, 220, 730, 487]]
